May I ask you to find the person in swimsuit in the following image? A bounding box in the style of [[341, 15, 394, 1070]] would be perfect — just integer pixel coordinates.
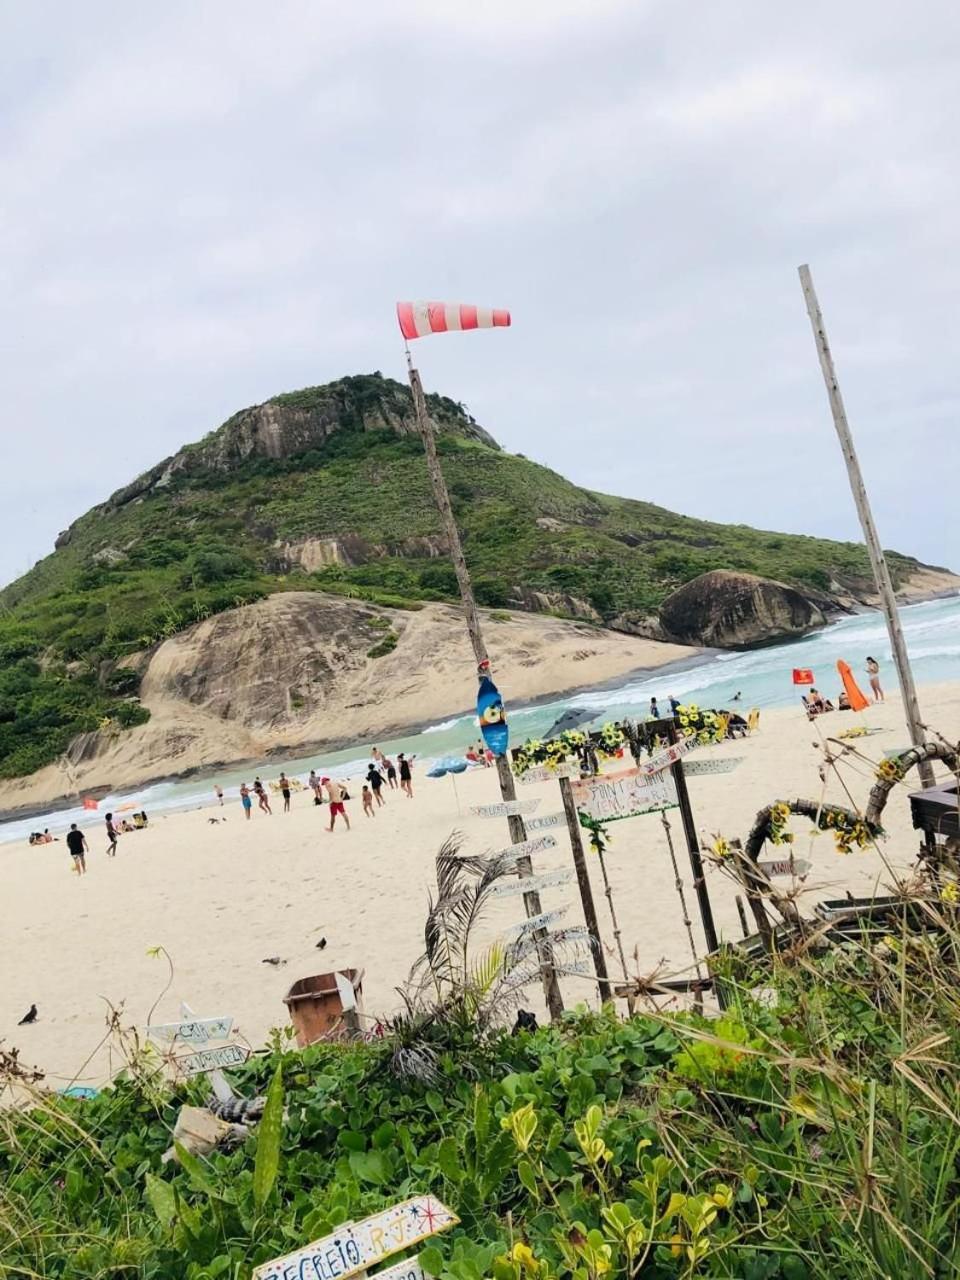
[[105, 813, 119, 857], [323, 777, 350, 831], [398, 753, 414, 798], [866, 656, 884, 702], [254, 777, 272, 815], [381, 755, 398, 789], [66, 823, 87, 875], [240, 784, 253, 820], [361, 784, 375, 817], [214, 784, 224, 806], [279, 772, 291, 812], [366, 763, 386, 806]]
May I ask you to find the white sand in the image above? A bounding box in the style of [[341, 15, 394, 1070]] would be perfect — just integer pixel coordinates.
[[3, 681, 958, 1091]]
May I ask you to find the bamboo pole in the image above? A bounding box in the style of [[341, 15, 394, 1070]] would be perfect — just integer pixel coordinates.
[[798, 265, 934, 789], [406, 356, 564, 1020], [559, 776, 613, 1004]]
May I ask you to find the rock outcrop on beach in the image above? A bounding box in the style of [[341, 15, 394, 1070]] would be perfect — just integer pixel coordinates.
[[658, 570, 827, 648], [3, 371, 958, 787]]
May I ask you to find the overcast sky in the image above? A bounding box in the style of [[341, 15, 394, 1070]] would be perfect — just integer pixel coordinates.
[[2, 1, 958, 589]]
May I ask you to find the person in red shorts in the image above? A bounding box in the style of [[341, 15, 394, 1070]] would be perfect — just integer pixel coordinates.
[[322, 777, 350, 832]]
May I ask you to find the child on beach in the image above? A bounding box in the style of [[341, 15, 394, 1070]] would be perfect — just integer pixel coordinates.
[[361, 784, 375, 817], [105, 813, 119, 857], [240, 784, 253, 820]]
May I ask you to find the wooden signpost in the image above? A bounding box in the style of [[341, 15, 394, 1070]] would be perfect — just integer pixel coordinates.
[[469, 799, 541, 818], [516, 763, 580, 784], [149, 1001, 244, 1102], [485, 834, 557, 868], [253, 1196, 458, 1280], [174, 1043, 250, 1076], [148, 1016, 233, 1045], [492, 868, 572, 897], [504, 907, 568, 940], [526, 811, 567, 832], [759, 857, 812, 878]]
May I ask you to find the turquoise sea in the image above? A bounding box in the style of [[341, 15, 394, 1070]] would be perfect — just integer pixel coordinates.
[[3, 595, 958, 843]]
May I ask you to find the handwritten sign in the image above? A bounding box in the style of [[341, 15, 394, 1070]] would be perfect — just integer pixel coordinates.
[[526, 812, 567, 832], [373, 1257, 427, 1280], [175, 1043, 250, 1077], [504, 907, 568, 941], [571, 767, 678, 823], [758, 857, 812, 878], [252, 1197, 458, 1280], [683, 758, 744, 776], [148, 1016, 233, 1045], [636, 736, 698, 776], [469, 799, 541, 818], [516, 764, 580, 784], [492, 868, 572, 897], [488, 834, 558, 868]]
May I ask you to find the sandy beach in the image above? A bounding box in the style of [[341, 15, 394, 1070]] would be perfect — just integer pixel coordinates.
[[3, 680, 958, 1091]]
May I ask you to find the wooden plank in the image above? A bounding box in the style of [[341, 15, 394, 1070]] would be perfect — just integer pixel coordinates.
[[491, 868, 572, 897], [253, 1197, 458, 1280], [484, 834, 557, 868], [516, 764, 580, 784], [636, 736, 698, 775], [504, 907, 567, 941], [683, 757, 744, 776], [147, 1016, 233, 1045], [370, 1255, 426, 1280], [526, 811, 567, 832], [469, 799, 541, 818], [758, 857, 812, 878], [174, 1043, 250, 1076]]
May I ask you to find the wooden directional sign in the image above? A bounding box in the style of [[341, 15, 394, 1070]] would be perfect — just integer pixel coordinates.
[[372, 1256, 427, 1280], [516, 763, 580, 784], [487, 834, 557, 868], [252, 1197, 458, 1280], [174, 1043, 250, 1077], [504, 906, 568, 941], [469, 799, 541, 818], [636, 736, 698, 776], [148, 1016, 233, 1045], [683, 757, 744, 776], [526, 811, 567, 832], [758, 857, 812, 878], [492, 868, 572, 897], [572, 766, 678, 824]]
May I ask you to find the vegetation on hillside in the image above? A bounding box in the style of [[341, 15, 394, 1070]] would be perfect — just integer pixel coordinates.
[[4, 895, 960, 1278], [0, 374, 931, 780]]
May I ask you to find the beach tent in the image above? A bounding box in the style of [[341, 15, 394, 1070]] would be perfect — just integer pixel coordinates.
[[545, 707, 595, 739], [837, 660, 869, 712]]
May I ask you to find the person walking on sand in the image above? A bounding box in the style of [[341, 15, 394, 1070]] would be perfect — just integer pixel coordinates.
[[66, 823, 88, 875], [254, 777, 272, 815], [309, 769, 320, 803], [865, 656, 884, 703], [240, 783, 253, 821], [214, 783, 224, 806], [398, 752, 414, 798], [366, 762, 386, 807], [361, 784, 375, 818], [322, 777, 350, 832], [279, 772, 291, 813], [105, 812, 119, 857], [649, 697, 660, 720], [381, 754, 398, 789]]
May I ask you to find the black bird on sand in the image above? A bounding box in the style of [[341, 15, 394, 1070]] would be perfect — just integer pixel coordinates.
[[18, 1004, 38, 1025], [315, 937, 327, 950]]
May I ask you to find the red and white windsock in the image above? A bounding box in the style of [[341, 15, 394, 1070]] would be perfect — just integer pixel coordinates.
[[397, 301, 511, 341]]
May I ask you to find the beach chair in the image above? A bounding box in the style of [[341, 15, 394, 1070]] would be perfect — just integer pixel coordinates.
[[747, 708, 760, 733]]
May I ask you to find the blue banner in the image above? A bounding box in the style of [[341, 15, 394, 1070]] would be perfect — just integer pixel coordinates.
[[477, 675, 509, 757]]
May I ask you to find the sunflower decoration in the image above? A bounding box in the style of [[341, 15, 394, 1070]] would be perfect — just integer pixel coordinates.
[[676, 704, 725, 746], [941, 880, 959, 906], [818, 806, 875, 855], [710, 833, 732, 861], [768, 802, 794, 846], [875, 756, 905, 784], [512, 723, 626, 776]]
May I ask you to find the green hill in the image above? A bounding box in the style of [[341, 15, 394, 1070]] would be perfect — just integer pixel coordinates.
[[0, 372, 939, 779]]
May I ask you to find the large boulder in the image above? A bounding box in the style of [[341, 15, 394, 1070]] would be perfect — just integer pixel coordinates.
[[658, 570, 826, 648]]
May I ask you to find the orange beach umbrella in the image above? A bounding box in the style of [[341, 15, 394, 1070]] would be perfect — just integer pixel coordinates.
[[837, 660, 869, 712]]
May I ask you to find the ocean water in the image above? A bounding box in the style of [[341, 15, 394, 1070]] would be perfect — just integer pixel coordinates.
[[4, 595, 958, 844]]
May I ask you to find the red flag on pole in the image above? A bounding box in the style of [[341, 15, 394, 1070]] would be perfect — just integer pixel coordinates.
[[397, 301, 511, 341], [792, 668, 815, 686]]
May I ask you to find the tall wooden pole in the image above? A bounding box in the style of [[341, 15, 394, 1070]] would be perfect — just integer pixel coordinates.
[[798, 266, 934, 789], [406, 355, 564, 1021], [559, 776, 613, 1005], [666, 722, 720, 955]]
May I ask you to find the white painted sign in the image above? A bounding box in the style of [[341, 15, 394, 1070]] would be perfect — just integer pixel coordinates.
[[489, 834, 558, 868], [571, 766, 678, 823], [504, 907, 568, 941], [175, 1043, 250, 1077], [683, 757, 744, 776], [758, 857, 812, 878], [148, 1016, 233, 1045], [514, 925, 592, 962], [516, 763, 580, 784], [636, 736, 698, 776], [372, 1256, 427, 1280], [470, 800, 541, 818], [492, 868, 572, 897], [526, 812, 567, 832], [252, 1197, 458, 1280]]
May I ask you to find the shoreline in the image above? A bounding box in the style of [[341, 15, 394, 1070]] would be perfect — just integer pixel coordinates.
[[0, 646, 710, 826]]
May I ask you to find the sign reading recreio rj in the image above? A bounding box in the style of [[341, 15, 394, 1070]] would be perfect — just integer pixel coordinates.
[[253, 1196, 458, 1280]]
